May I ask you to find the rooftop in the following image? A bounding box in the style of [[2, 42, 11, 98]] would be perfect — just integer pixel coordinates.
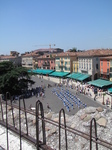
[[77, 49, 112, 57], [56, 52, 77, 57], [37, 53, 56, 59], [0, 55, 17, 59]]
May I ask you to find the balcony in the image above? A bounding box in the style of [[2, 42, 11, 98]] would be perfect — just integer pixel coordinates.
[[59, 64, 65, 68], [43, 63, 50, 66]]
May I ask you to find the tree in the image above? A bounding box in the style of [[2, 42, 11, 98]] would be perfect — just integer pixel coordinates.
[[0, 61, 35, 96], [0, 61, 13, 75], [69, 47, 77, 52]]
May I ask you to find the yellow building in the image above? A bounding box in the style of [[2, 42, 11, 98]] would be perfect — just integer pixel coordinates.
[[73, 60, 78, 72], [55, 52, 77, 73]]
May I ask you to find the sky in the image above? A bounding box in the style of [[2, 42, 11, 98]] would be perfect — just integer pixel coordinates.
[[0, 0, 112, 55]]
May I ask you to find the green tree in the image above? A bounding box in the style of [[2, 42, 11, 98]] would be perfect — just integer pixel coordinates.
[[69, 47, 77, 52], [0, 61, 35, 96], [0, 61, 13, 75]]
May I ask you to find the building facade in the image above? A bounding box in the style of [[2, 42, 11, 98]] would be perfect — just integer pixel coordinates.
[[100, 56, 112, 81], [100, 59, 110, 80], [0, 51, 21, 67], [78, 57, 100, 80], [73, 60, 78, 72], [22, 52, 39, 69], [37, 54, 55, 70], [21, 48, 63, 69], [55, 52, 77, 73], [78, 49, 112, 80]]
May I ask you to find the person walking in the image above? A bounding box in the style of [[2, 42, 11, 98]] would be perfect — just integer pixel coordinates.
[[47, 103, 52, 111]]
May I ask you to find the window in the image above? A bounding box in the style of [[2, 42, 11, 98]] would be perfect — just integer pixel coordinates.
[[101, 68, 103, 73], [86, 63, 88, 70], [89, 63, 91, 69], [101, 61, 103, 66], [96, 57, 98, 61], [107, 61, 109, 67], [65, 62, 67, 65], [107, 69, 109, 73], [82, 63, 83, 69], [110, 67, 112, 72], [110, 61, 112, 66], [84, 62, 85, 69], [96, 64, 98, 69]]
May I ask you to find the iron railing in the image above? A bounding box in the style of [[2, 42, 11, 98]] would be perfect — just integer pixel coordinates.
[[0, 93, 112, 150]]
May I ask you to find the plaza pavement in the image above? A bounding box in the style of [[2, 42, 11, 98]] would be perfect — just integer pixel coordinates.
[[16, 75, 110, 116]]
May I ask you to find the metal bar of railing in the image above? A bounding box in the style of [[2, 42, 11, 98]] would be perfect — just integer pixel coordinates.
[[90, 118, 98, 150], [59, 108, 68, 150], [0, 98, 112, 149], [19, 98, 22, 150], [22, 97, 28, 135], [36, 100, 46, 150], [1, 99, 112, 149], [10, 97, 15, 128], [0, 95, 4, 122], [6, 92, 9, 150], [2, 99, 112, 149]]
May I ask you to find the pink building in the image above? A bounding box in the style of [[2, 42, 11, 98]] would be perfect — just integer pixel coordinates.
[[37, 54, 55, 70]]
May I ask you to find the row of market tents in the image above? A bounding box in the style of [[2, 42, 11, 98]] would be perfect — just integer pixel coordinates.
[[28, 69, 91, 81], [28, 69, 112, 92]]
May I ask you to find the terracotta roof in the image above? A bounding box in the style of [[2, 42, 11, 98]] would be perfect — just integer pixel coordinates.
[[77, 49, 112, 57], [0, 55, 16, 59], [55, 49, 112, 58], [56, 52, 77, 57], [38, 54, 50, 59], [37, 54, 56, 59], [22, 52, 39, 57]]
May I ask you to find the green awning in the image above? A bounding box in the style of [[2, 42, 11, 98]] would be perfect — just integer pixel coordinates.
[[77, 74, 91, 81], [49, 71, 69, 77], [67, 73, 90, 81], [88, 79, 112, 88], [67, 73, 82, 79], [108, 88, 112, 93], [71, 73, 82, 79], [67, 73, 75, 78], [30, 69, 54, 75]]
